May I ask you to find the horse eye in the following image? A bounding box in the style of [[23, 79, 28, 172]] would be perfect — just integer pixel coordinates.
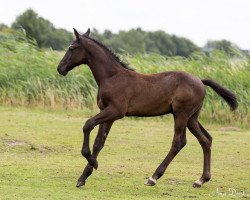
[[69, 43, 80, 50]]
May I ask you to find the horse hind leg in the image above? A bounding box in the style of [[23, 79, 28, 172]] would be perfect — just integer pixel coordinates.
[[187, 117, 212, 187], [145, 113, 188, 186]]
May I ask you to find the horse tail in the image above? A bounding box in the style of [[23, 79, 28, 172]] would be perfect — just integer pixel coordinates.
[[202, 79, 238, 110]]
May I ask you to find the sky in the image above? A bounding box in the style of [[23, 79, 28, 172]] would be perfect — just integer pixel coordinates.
[[0, 0, 249, 49]]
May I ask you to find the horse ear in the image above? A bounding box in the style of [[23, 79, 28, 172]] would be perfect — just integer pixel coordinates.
[[84, 28, 90, 36], [73, 28, 80, 41]]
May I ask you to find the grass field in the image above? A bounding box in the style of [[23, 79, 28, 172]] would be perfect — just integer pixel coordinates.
[[0, 106, 249, 200]]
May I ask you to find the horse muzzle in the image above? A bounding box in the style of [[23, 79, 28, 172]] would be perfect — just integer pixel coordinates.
[[57, 66, 68, 76]]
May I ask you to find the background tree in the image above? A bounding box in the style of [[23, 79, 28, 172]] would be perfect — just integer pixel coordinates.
[[92, 28, 200, 57], [0, 23, 8, 31], [11, 9, 72, 50], [172, 35, 201, 57], [10, 9, 244, 57], [203, 40, 241, 56], [145, 31, 176, 56]]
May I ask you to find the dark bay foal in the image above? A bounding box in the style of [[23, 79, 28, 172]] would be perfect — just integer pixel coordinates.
[[57, 28, 237, 188]]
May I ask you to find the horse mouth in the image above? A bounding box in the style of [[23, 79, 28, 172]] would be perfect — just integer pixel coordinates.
[[60, 71, 68, 76], [57, 67, 68, 76]]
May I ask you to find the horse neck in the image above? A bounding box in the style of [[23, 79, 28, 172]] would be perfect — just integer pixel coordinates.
[[85, 42, 122, 86]]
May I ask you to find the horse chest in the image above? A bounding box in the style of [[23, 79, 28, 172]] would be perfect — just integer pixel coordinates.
[[97, 98, 105, 110], [97, 89, 114, 110]]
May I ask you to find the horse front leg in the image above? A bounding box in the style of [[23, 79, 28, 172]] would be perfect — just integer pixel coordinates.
[[77, 122, 113, 187], [80, 106, 124, 176]]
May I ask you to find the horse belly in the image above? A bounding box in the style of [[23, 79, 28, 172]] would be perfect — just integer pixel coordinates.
[[126, 97, 172, 117]]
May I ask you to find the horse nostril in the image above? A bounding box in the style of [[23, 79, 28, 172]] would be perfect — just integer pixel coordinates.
[[57, 67, 64, 75], [57, 67, 62, 74], [57, 66, 68, 76]]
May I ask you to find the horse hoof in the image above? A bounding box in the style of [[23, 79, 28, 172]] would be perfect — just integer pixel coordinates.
[[193, 179, 202, 188], [144, 177, 156, 186], [76, 180, 85, 188]]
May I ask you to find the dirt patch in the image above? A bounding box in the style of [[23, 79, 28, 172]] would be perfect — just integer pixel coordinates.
[[30, 145, 52, 153], [168, 178, 182, 185], [5, 140, 52, 153], [6, 140, 27, 146], [219, 126, 240, 132]]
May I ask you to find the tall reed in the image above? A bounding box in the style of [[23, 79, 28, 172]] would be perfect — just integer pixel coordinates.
[[0, 32, 249, 125]]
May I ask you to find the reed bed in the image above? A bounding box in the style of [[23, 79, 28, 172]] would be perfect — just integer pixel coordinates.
[[0, 33, 249, 125]]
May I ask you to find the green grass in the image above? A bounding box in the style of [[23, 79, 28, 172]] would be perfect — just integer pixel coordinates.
[[0, 106, 249, 199]]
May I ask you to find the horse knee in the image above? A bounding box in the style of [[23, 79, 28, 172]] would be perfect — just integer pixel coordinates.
[[206, 139, 212, 149], [201, 139, 212, 152], [208, 136, 212, 146], [81, 147, 90, 158], [181, 138, 187, 148], [207, 134, 212, 143], [83, 119, 95, 133], [179, 136, 187, 148], [172, 139, 186, 153]]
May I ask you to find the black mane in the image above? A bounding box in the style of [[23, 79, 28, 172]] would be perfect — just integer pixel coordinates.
[[84, 36, 134, 71]]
